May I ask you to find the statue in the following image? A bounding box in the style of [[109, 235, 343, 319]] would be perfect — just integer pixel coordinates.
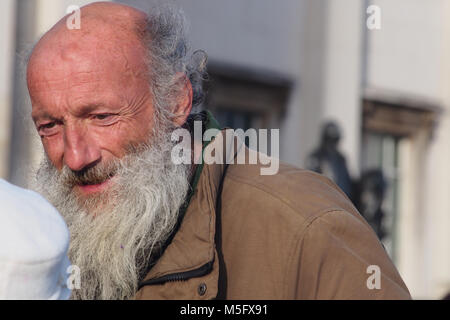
[[306, 121, 353, 199]]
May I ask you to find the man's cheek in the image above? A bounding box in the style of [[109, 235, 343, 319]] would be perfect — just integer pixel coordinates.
[[43, 138, 65, 170], [94, 124, 146, 157]]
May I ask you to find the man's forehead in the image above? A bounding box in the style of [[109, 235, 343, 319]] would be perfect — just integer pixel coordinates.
[[29, 26, 144, 68], [27, 28, 148, 98]]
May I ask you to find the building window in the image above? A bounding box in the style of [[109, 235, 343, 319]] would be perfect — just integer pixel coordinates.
[[360, 89, 440, 262], [361, 130, 400, 259], [202, 62, 292, 156]]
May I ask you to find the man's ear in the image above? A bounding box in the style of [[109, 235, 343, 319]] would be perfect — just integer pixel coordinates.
[[172, 73, 193, 127]]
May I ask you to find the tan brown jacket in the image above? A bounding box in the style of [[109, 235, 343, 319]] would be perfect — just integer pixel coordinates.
[[135, 117, 411, 300]]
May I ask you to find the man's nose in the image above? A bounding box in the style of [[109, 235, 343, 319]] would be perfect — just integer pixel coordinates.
[[63, 125, 101, 171]]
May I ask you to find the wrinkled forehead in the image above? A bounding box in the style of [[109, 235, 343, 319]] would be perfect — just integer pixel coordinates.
[[29, 42, 144, 94], [26, 12, 148, 93]]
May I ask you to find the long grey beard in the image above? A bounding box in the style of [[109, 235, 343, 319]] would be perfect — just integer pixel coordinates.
[[31, 129, 191, 300]]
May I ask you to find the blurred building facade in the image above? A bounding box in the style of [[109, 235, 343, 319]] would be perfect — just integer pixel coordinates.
[[0, 0, 449, 299]]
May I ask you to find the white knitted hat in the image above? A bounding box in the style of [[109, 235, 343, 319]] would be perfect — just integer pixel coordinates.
[[0, 179, 71, 300]]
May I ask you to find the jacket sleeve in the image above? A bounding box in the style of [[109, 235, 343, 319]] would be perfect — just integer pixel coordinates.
[[288, 209, 412, 299]]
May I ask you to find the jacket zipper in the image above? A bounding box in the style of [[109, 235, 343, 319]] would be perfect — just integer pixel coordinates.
[[137, 259, 214, 289]]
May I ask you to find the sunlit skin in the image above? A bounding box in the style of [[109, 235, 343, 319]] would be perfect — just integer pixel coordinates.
[[27, 2, 192, 197]]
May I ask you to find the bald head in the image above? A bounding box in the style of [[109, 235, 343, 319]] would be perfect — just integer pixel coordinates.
[[26, 2, 198, 177], [33, 1, 147, 45], [27, 2, 149, 97]]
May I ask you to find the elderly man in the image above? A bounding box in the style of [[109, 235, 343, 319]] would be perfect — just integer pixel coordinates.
[[27, 2, 410, 300]]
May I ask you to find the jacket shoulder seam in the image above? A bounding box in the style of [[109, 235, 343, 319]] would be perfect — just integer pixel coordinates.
[[225, 172, 343, 220]]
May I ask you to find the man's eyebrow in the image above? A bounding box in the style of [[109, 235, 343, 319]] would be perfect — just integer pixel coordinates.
[[77, 104, 104, 114], [32, 104, 113, 122], [32, 111, 58, 123], [73, 103, 113, 117]]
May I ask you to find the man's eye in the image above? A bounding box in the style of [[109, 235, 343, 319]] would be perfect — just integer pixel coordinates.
[[40, 122, 56, 130], [94, 114, 110, 120], [37, 122, 59, 137], [91, 114, 118, 126]]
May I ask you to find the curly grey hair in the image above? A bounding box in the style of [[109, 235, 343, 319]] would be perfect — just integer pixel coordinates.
[[140, 6, 208, 124]]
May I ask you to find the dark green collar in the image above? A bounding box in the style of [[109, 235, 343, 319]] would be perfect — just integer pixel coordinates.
[[182, 110, 221, 212], [187, 110, 221, 197]]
